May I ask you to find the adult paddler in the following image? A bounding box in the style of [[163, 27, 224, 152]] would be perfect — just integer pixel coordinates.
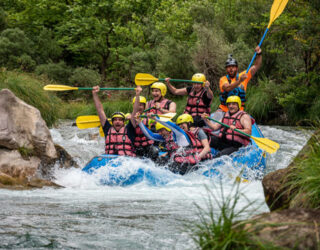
[[146, 82, 176, 115], [218, 46, 262, 113], [165, 73, 213, 127], [92, 85, 142, 156], [202, 96, 255, 157]]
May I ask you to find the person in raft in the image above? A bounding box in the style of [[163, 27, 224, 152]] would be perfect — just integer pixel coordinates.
[[165, 73, 213, 127], [201, 95, 255, 157], [92, 85, 142, 156], [129, 95, 159, 160], [138, 115, 211, 175], [146, 82, 176, 115], [217, 46, 262, 113]]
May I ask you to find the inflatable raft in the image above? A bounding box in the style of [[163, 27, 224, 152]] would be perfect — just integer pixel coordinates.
[[82, 123, 266, 186]]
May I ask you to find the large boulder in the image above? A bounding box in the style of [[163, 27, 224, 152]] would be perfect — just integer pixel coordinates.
[[0, 89, 77, 189], [245, 209, 320, 249]]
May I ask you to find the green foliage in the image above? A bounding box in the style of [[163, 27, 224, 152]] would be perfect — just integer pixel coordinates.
[[35, 61, 72, 84], [190, 181, 269, 249], [0, 8, 7, 31], [277, 72, 320, 123], [0, 71, 62, 126], [69, 67, 101, 87], [246, 75, 282, 122], [0, 28, 34, 70], [286, 127, 320, 209]]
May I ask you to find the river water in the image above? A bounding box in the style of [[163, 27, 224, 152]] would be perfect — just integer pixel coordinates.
[[0, 122, 311, 249]]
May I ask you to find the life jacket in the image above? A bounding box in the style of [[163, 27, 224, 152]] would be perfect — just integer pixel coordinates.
[[147, 98, 172, 115], [164, 133, 179, 156], [219, 111, 255, 146], [105, 126, 136, 156], [184, 87, 211, 117], [134, 118, 154, 148], [173, 128, 212, 165], [219, 74, 246, 108]]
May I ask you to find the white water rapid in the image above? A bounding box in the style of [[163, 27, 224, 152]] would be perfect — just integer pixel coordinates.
[[0, 121, 311, 249]]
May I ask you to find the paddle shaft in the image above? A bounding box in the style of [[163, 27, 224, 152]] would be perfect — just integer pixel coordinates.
[[207, 117, 251, 138], [159, 78, 203, 84], [78, 87, 135, 90]]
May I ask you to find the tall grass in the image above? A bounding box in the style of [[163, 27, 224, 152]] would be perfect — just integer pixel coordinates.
[[189, 181, 269, 249], [0, 70, 62, 127], [285, 126, 320, 209]]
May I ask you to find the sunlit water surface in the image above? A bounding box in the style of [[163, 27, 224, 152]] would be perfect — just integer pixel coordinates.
[[0, 122, 311, 249]]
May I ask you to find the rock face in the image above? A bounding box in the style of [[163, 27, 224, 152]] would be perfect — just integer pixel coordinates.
[[0, 89, 77, 189], [246, 209, 320, 249]]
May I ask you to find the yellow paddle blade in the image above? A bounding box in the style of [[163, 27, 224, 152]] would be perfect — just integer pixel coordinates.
[[43, 84, 79, 91], [252, 136, 280, 154], [268, 0, 289, 28], [135, 73, 159, 86], [76, 115, 101, 129], [99, 126, 105, 137]]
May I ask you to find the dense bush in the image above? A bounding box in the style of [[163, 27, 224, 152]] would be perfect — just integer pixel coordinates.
[[69, 67, 101, 87], [35, 61, 72, 84]]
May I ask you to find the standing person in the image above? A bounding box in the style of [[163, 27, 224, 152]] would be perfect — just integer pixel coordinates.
[[146, 82, 176, 115], [202, 96, 255, 157], [165, 73, 213, 127], [92, 85, 142, 156], [218, 46, 262, 113]]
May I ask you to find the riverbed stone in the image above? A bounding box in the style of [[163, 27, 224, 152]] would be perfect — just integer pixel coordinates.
[[245, 208, 320, 249], [0, 89, 78, 189]]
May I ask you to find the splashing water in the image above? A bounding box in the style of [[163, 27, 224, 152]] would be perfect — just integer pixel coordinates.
[[0, 121, 312, 249]]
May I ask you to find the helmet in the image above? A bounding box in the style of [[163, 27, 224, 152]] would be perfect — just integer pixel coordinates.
[[155, 122, 171, 132], [226, 96, 241, 108], [111, 112, 125, 120], [225, 54, 238, 67], [151, 82, 167, 97], [125, 113, 131, 119], [132, 96, 147, 105], [191, 73, 206, 83], [176, 114, 194, 125]]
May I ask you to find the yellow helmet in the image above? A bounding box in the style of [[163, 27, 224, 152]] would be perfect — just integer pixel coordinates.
[[125, 113, 131, 119], [226, 96, 241, 108], [191, 73, 206, 83], [151, 82, 167, 97], [155, 122, 171, 132], [111, 112, 125, 120], [132, 96, 147, 105], [176, 114, 194, 125]]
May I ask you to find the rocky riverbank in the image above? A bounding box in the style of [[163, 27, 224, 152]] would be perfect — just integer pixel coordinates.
[[244, 129, 320, 249], [0, 89, 78, 189]]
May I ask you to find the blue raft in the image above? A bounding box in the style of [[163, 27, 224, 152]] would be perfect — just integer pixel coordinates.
[[82, 123, 266, 186]]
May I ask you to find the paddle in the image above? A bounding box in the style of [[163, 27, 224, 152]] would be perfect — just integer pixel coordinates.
[[140, 112, 177, 120], [44, 84, 135, 91], [135, 73, 203, 86], [206, 117, 280, 154], [76, 115, 101, 129], [246, 0, 289, 73]]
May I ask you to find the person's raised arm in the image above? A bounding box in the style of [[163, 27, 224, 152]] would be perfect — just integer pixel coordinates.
[[204, 81, 214, 99], [221, 75, 247, 92], [165, 78, 188, 96], [249, 46, 262, 77], [92, 85, 107, 126], [130, 86, 142, 128]]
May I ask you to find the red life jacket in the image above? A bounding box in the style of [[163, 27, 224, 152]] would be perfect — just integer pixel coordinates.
[[134, 118, 154, 148], [105, 126, 136, 156], [164, 133, 179, 156], [219, 111, 255, 146], [147, 98, 172, 115], [184, 87, 211, 117], [173, 128, 212, 165]]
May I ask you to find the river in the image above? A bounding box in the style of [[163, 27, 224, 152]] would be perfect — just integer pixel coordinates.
[[0, 122, 311, 249]]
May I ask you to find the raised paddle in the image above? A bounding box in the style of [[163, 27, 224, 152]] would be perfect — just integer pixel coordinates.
[[206, 117, 280, 154], [135, 73, 203, 86], [44, 84, 135, 91], [246, 0, 289, 73], [140, 112, 177, 119], [76, 115, 101, 129]]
